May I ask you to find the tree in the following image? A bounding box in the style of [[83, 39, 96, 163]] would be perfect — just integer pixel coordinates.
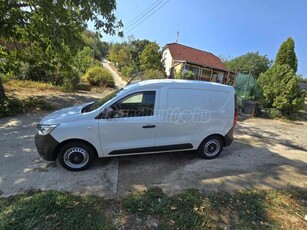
[[130, 39, 151, 69], [224, 52, 271, 78], [96, 41, 109, 59], [275, 37, 298, 72], [107, 39, 151, 72], [108, 43, 133, 68], [82, 30, 109, 59], [108, 40, 163, 75], [0, 0, 123, 99], [139, 43, 163, 71], [73, 47, 94, 74], [258, 38, 305, 116]]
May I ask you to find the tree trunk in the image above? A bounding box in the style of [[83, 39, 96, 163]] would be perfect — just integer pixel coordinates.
[[0, 77, 6, 99]]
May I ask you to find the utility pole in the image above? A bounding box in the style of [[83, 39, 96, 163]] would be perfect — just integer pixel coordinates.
[[176, 31, 179, 43]]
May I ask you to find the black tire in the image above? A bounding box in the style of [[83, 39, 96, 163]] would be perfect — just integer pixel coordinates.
[[198, 136, 223, 159], [58, 142, 95, 171]]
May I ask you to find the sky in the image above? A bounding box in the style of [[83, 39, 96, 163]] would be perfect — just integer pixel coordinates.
[[90, 0, 307, 77]]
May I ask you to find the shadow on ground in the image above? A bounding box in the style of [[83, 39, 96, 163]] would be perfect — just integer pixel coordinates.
[[114, 137, 307, 196]]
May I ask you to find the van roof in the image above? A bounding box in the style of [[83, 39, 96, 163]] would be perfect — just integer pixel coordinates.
[[124, 79, 234, 92]]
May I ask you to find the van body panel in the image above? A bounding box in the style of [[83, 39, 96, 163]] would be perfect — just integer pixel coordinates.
[[155, 85, 234, 148], [50, 111, 102, 155]]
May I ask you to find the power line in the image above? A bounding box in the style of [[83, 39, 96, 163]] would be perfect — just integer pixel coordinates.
[[124, 0, 164, 29], [105, 0, 170, 43], [125, 0, 170, 35], [124, 0, 165, 31]]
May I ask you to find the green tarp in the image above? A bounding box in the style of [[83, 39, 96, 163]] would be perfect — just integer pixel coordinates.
[[235, 73, 261, 107]]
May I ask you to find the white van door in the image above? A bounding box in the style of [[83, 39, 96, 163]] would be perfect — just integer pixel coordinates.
[[98, 91, 158, 155]]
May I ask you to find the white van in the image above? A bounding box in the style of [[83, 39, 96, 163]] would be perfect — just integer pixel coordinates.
[[35, 80, 237, 171]]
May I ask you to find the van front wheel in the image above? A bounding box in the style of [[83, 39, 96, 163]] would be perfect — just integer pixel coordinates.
[[58, 142, 95, 171], [198, 136, 223, 159]]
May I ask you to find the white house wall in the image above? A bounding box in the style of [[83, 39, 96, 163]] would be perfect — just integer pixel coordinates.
[[162, 48, 173, 77]]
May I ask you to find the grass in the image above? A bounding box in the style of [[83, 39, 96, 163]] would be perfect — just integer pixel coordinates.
[[0, 188, 306, 230], [0, 191, 114, 230], [4, 80, 58, 91]]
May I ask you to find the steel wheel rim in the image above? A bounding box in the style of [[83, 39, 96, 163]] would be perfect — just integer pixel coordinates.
[[204, 139, 220, 157], [63, 147, 89, 169]]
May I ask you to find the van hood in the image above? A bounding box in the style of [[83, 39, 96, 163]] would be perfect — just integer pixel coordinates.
[[40, 102, 93, 124]]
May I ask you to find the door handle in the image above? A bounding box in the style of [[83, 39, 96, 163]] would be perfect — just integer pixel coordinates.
[[142, 125, 156, 128]]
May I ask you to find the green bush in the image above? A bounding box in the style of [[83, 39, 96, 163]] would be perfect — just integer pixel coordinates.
[[61, 68, 80, 92], [22, 97, 53, 112], [24, 64, 55, 83], [90, 60, 103, 68], [0, 96, 53, 117], [83, 66, 114, 87], [142, 69, 165, 80], [175, 70, 196, 80], [0, 97, 23, 117], [121, 66, 135, 77], [1, 73, 14, 83], [265, 108, 282, 119], [73, 47, 94, 74]]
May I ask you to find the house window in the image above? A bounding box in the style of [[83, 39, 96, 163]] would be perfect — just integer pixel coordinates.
[[211, 73, 218, 82], [200, 68, 211, 81], [184, 65, 200, 80], [191, 67, 200, 77]]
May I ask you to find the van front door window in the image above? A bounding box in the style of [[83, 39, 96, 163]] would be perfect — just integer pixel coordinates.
[[112, 91, 156, 118]]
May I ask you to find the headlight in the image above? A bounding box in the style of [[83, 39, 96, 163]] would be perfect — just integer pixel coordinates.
[[36, 124, 58, 135]]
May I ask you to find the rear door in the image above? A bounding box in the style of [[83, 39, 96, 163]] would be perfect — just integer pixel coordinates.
[[98, 90, 158, 155]]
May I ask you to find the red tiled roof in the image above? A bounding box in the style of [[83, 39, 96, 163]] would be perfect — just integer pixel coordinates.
[[166, 43, 226, 71]]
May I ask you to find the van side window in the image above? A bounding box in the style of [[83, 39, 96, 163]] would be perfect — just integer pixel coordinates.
[[111, 91, 156, 118]]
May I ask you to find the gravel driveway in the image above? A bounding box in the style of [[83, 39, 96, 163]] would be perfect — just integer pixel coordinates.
[[0, 112, 306, 198]]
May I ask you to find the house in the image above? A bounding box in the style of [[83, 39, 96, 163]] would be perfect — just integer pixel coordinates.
[[299, 81, 307, 91], [162, 43, 236, 85]]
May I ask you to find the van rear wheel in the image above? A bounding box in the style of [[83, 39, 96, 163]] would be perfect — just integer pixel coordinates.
[[58, 142, 95, 171], [198, 136, 223, 159]]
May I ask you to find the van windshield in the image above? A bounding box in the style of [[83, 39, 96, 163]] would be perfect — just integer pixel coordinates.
[[82, 89, 122, 113]]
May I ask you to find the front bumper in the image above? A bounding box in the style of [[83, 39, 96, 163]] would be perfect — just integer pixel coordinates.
[[35, 134, 59, 161]]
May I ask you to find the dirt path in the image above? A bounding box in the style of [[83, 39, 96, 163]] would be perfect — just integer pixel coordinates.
[[236, 118, 307, 151], [101, 59, 127, 89]]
